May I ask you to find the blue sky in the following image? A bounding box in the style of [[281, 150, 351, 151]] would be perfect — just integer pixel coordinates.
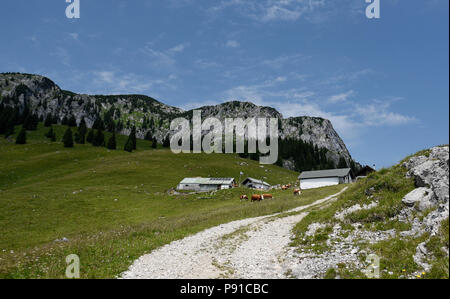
[[0, 0, 448, 168]]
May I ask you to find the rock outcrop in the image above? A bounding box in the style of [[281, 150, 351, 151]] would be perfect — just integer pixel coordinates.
[[400, 146, 449, 237]]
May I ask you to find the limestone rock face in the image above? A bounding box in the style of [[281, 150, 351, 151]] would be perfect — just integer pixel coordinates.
[[401, 146, 449, 236]]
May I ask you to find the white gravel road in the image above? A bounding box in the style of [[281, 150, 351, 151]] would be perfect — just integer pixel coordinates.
[[121, 188, 347, 279]]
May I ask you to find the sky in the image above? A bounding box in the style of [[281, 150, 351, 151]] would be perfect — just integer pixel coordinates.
[[0, 0, 448, 168]]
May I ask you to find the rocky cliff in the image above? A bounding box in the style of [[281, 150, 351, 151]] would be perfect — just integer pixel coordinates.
[[0, 72, 355, 168]]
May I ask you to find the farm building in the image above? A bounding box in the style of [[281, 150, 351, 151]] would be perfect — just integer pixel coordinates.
[[241, 177, 271, 190], [298, 168, 354, 190], [177, 178, 236, 192]]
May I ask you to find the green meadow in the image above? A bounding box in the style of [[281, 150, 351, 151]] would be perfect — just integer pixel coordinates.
[[0, 123, 343, 278]]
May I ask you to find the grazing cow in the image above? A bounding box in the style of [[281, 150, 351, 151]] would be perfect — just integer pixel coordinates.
[[263, 194, 273, 199], [281, 185, 288, 190], [240, 195, 249, 201], [287, 184, 292, 189], [293, 188, 301, 196], [251, 194, 263, 202]]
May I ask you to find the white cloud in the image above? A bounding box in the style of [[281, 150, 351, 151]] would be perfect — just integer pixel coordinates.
[[140, 42, 189, 68], [68, 32, 79, 40], [91, 70, 176, 94], [355, 103, 417, 126], [225, 40, 240, 48], [327, 90, 354, 104], [168, 43, 190, 54]]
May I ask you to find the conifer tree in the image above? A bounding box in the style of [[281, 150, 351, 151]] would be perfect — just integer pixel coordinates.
[[44, 114, 53, 127], [130, 126, 137, 150], [15, 126, 26, 144], [45, 126, 54, 139], [124, 136, 133, 152], [162, 135, 170, 148], [23, 113, 38, 131], [151, 137, 157, 149], [68, 115, 77, 127], [92, 117, 105, 131], [86, 129, 94, 144], [92, 129, 105, 147], [107, 132, 117, 150], [63, 128, 74, 148], [61, 115, 69, 126], [338, 157, 348, 169], [145, 131, 152, 141]]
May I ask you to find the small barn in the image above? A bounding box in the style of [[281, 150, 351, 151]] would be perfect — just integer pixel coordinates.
[[299, 168, 354, 190], [177, 178, 236, 192], [241, 177, 271, 190]]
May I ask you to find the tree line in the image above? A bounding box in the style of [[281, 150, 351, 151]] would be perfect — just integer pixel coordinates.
[[0, 104, 165, 152]]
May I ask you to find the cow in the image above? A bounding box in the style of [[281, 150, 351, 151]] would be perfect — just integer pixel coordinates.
[[287, 184, 292, 189], [240, 195, 249, 201], [263, 194, 273, 200], [281, 185, 288, 190], [251, 194, 263, 202], [293, 188, 302, 196]]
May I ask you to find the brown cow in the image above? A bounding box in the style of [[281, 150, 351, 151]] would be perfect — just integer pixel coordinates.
[[293, 188, 302, 196], [251, 194, 262, 202], [287, 184, 292, 189], [240, 195, 249, 201], [263, 194, 273, 200], [281, 185, 288, 190]]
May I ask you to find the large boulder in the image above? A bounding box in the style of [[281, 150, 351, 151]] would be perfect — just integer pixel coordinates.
[[402, 187, 435, 212]]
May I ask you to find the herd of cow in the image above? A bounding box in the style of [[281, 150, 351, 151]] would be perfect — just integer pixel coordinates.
[[240, 184, 302, 202]]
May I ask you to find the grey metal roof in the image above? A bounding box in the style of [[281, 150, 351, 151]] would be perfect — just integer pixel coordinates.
[[242, 177, 271, 186], [299, 168, 351, 179], [179, 177, 235, 185]]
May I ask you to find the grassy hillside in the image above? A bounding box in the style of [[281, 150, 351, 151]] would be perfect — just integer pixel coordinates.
[[0, 123, 344, 278]]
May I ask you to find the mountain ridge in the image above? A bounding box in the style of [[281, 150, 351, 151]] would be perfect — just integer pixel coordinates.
[[0, 72, 357, 170]]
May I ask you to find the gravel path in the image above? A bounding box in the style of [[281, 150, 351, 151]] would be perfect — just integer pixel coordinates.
[[121, 188, 347, 279]]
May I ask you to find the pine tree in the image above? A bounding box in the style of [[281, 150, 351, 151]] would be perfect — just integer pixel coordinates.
[[68, 115, 77, 127], [63, 128, 74, 148], [92, 129, 105, 147], [23, 113, 38, 131], [76, 118, 87, 144], [44, 114, 53, 127], [130, 126, 137, 150], [151, 137, 157, 149], [86, 129, 94, 144], [15, 126, 26, 144], [92, 117, 105, 131], [163, 135, 170, 148], [45, 126, 54, 139], [107, 132, 117, 150], [61, 116, 69, 126], [124, 137, 133, 152], [145, 131, 152, 141], [337, 157, 348, 169]]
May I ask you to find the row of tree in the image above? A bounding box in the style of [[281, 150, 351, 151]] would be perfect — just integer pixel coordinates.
[[237, 137, 352, 172]]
